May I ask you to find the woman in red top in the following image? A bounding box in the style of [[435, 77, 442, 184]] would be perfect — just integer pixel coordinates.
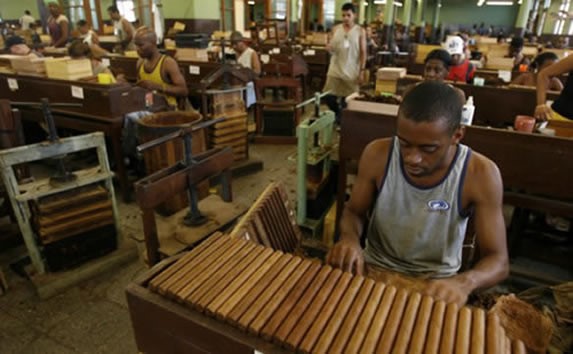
[[445, 36, 475, 83]]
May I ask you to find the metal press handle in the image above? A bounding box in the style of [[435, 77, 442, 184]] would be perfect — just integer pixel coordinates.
[[136, 117, 226, 153]]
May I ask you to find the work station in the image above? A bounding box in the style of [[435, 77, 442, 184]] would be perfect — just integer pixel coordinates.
[[0, 0, 571, 353]]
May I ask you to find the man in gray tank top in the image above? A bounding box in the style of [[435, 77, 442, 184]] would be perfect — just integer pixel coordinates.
[[327, 82, 509, 307]]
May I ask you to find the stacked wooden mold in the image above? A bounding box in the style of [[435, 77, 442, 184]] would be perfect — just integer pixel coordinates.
[[209, 89, 249, 162]]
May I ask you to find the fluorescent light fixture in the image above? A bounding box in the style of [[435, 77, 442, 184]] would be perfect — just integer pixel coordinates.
[[394, 1, 403, 6], [373, 0, 386, 4], [438, 3, 442, 6], [486, 0, 514, 5], [364, 1, 369, 5], [518, 0, 522, 3], [477, 0, 486, 6], [248, 0, 255, 4]]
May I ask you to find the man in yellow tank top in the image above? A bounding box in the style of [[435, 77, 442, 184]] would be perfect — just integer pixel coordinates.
[[121, 28, 189, 168], [134, 28, 188, 110]]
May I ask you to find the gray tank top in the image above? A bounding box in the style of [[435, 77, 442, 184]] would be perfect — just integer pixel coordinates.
[[327, 24, 361, 81], [364, 138, 472, 278]]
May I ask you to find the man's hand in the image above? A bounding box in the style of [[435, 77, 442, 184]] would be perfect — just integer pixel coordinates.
[[136, 80, 160, 91], [422, 277, 472, 307], [326, 239, 364, 275]]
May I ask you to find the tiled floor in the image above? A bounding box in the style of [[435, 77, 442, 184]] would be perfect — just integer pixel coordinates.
[[0, 143, 299, 354]]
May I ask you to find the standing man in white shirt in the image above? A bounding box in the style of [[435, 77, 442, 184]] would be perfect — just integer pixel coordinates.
[[323, 2, 367, 124], [19, 10, 35, 31], [107, 5, 136, 52]]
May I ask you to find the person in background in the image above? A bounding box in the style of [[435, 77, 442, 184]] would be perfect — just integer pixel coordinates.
[[230, 31, 261, 76], [424, 49, 453, 82], [508, 37, 530, 72], [535, 51, 573, 121], [76, 19, 108, 57], [19, 10, 35, 31], [28, 23, 42, 46], [46, 2, 69, 48], [327, 81, 509, 307], [77, 20, 99, 46], [512, 52, 563, 91], [121, 28, 189, 165], [309, 18, 320, 32], [5, 35, 42, 57], [107, 5, 135, 52], [68, 40, 115, 77], [135, 28, 188, 108], [365, 26, 379, 53], [445, 36, 475, 83], [323, 2, 367, 124]]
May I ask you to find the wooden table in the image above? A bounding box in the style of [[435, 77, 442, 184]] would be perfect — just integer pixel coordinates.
[[0, 73, 148, 201]]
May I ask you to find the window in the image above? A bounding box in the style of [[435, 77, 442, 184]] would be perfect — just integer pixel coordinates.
[[221, 0, 235, 31], [116, 0, 137, 22], [553, 0, 571, 34], [272, 0, 288, 20], [324, 0, 336, 29]]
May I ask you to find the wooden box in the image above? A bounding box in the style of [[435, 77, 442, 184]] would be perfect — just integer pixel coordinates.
[[311, 32, 328, 46], [175, 48, 209, 62], [485, 57, 514, 70], [45, 57, 93, 80], [346, 93, 399, 116], [377, 67, 406, 80], [415, 44, 442, 64], [9, 55, 49, 77], [375, 79, 398, 94]]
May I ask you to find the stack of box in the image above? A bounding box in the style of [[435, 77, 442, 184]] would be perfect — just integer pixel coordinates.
[[209, 89, 248, 161], [9, 55, 50, 77], [375, 67, 406, 95], [45, 57, 93, 80]]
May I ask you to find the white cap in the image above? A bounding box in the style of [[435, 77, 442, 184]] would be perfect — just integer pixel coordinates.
[[444, 36, 464, 56]]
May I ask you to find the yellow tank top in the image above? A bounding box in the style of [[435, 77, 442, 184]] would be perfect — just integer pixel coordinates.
[[138, 55, 177, 107]]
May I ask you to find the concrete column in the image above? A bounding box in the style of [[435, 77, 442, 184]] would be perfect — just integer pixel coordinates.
[[382, 0, 396, 45], [514, 0, 534, 37], [432, 0, 441, 43], [290, 0, 299, 37], [402, 0, 413, 30], [359, 0, 366, 24], [414, 0, 425, 43]]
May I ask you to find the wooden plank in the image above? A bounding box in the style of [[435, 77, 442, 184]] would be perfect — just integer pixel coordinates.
[[37, 199, 113, 227], [236, 256, 302, 330], [343, 282, 388, 353], [227, 253, 294, 325], [298, 271, 353, 354], [195, 243, 267, 312], [148, 233, 225, 291], [408, 295, 434, 354], [327, 278, 375, 354], [247, 258, 312, 335], [284, 268, 343, 351], [186, 241, 258, 308], [260, 261, 322, 341], [272, 265, 332, 345]]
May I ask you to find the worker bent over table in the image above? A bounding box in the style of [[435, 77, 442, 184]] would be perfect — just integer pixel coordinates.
[[327, 81, 509, 307]]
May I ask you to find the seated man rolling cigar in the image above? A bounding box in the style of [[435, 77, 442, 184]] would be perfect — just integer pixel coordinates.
[[327, 81, 509, 307]]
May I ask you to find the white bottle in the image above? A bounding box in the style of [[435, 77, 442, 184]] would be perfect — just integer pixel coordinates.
[[461, 96, 475, 126]]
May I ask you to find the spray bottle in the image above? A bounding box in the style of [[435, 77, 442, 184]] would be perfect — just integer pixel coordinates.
[[461, 96, 475, 126]]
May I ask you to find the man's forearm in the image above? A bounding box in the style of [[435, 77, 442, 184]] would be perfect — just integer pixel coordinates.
[[455, 254, 509, 293], [339, 208, 365, 245]]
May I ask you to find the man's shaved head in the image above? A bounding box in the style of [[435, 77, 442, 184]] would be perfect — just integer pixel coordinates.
[[135, 27, 157, 44]]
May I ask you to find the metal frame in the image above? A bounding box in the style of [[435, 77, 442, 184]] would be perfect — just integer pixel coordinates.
[[296, 109, 335, 226], [0, 132, 120, 274]]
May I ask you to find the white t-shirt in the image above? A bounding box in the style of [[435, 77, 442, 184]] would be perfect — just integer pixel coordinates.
[[19, 14, 35, 30]]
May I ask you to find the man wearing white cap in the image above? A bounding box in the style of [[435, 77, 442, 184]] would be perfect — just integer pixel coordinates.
[[444, 35, 475, 83]]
